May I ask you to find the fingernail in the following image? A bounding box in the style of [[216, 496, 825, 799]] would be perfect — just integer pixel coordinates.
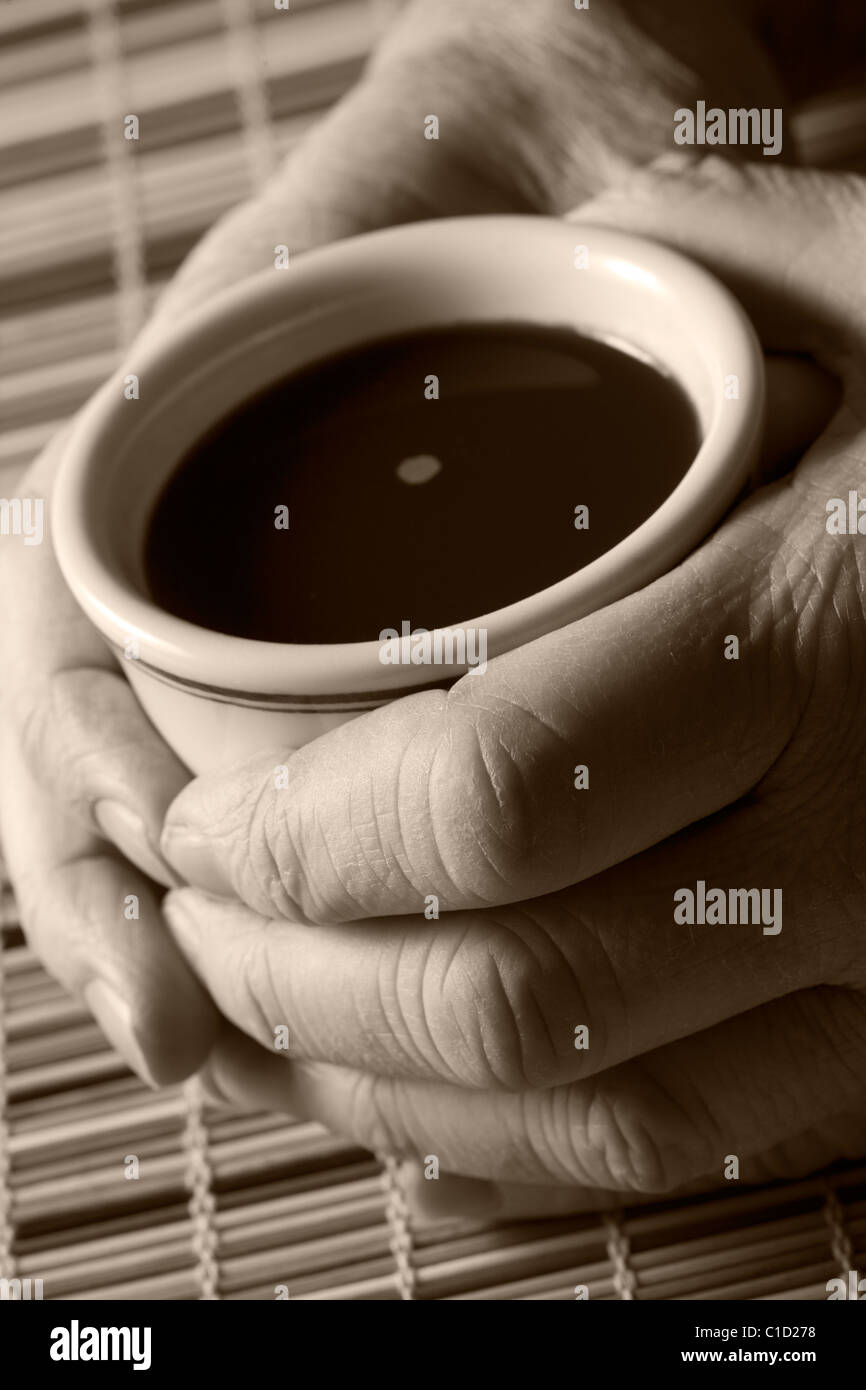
[[160, 829, 234, 898], [94, 800, 181, 888], [84, 980, 158, 1088]]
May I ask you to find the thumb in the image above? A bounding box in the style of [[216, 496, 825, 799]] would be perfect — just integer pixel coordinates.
[[161, 159, 863, 924], [574, 154, 866, 368]]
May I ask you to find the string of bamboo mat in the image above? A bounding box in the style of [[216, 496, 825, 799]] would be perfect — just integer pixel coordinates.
[[2, 0, 866, 1301]]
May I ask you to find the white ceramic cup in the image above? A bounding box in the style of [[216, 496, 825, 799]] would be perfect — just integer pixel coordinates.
[[52, 214, 764, 773]]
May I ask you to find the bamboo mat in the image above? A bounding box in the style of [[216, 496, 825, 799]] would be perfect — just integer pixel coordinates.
[[2, 0, 866, 1302]]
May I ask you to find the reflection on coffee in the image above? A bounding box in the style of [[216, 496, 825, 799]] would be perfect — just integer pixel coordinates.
[[144, 324, 700, 644]]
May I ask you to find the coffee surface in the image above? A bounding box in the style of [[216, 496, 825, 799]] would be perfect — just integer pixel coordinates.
[[144, 325, 700, 644]]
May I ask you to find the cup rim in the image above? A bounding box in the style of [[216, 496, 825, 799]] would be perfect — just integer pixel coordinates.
[[52, 213, 765, 702]]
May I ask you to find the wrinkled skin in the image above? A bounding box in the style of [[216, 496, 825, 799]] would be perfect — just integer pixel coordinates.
[[3, 0, 866, 1219], [159, 163, 866, 1211]]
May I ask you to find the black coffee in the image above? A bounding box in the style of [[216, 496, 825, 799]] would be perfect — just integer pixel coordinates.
[[144, 325, 700, 644]]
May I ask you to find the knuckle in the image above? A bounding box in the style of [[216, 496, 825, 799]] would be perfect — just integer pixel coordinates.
[[230, 929, 286, 1047], [12, 677, 58, 781], [343, 1070, 407, 1155], [443, 917, 576, 1092], [437, 931, 527, 1090], [186, 753, 319, 922], [257, 693, 455, 921], [568, 1074, 711, 1194], [266, 781, 366, 924], [13, 667, 119, 816], [367, 934, 455, 1083], [431, 698, 537, 907], [242, 774, 305, 918]]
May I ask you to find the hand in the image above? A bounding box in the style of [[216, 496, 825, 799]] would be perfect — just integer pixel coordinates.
[[0, 2, 800, 1087], [162, 160, 866, 1217], [2, 0, 569, 1080]]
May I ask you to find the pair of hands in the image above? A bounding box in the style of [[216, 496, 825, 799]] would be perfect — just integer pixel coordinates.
[[4, 152, 866, 1220]]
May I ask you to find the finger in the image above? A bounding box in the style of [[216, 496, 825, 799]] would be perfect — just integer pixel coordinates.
[[196, 985, 866, 1190], [199, 1029, 866, 1223], [0, 434, 188, 888], [401, 1165, 716, 1225], [164, 775, 856, 1091], [397, 1164, 632, 1224], [755, 355, 841, 485], [400, 1098, 866, 1224], [400, 1165, 736, 1226], [0, 732, 220, 1085]]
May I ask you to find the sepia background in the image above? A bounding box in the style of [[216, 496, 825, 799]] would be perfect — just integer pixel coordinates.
[[2, 0, 866, 1301]]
